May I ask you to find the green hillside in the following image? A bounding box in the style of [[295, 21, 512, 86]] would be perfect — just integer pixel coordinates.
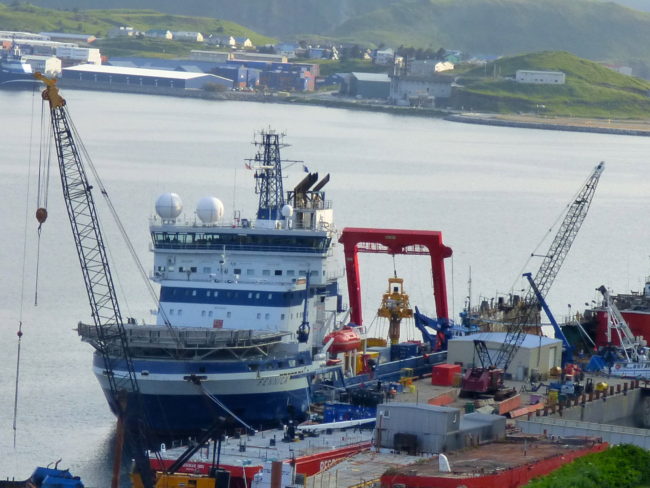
[[0, 3, 275, 56], [15, 0, 650, 78], [451, 51, 650, 118]]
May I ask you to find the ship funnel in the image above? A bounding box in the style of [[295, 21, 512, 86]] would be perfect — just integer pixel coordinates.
[[293, 172, 319, 194], [313, 173, 330, 192]]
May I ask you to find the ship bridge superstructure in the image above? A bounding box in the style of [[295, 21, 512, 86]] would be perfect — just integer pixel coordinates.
[[149, 131, 343, 350]]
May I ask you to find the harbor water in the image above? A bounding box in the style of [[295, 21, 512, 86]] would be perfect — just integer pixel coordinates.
[[1, 88, 649, 486]]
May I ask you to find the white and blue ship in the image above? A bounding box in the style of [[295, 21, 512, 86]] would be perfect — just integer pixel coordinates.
[[79, 130, 345, 434], [78, 130, 447, 435]]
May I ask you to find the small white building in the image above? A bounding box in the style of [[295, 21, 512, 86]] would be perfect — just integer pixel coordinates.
[[173, 31, 204, 43], [56, 46, 101, 65], [373, 48, 394, 65], [145, 29, 173, 40], [447, 332, 562, 381], [108, 26, 136, 38], [409, 59, 455, 76], [207, 35, 235, 47], [234, 37, 253, 49], [22, 55, 62, 77], [516, 70, 565, 84]]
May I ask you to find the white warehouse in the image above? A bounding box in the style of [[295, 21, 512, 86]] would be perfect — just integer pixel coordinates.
[[516, 70, 565, 84], [447, 332, 562, 381]]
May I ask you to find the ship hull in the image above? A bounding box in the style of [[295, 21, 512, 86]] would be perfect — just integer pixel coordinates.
[[91, 353, 313, 434], [595, 309, 650, 346], [0, 71, 39, 89]]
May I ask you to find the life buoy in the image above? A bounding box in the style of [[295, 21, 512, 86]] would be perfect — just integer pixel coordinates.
[[615, 363, 621, 370]]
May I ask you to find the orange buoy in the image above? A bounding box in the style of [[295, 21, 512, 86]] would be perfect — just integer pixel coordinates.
[[36, 207, 48, 224]]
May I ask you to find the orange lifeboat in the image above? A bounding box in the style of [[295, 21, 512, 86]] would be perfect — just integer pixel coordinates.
[[323, 326, 361, 354]]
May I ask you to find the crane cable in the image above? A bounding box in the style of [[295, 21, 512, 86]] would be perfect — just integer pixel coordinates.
[[14, 87, 41, 447], [34, 99, 52, 306], [509, 171, 591, 296], [64, 105, 179, 345]]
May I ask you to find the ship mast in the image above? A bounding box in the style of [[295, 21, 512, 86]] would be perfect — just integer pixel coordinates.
[[251, 130, 285, 223]]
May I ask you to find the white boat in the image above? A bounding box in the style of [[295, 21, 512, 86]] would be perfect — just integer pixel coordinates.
[[79, 130, 344, 434]]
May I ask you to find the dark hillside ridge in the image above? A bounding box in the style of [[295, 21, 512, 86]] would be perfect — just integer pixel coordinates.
[[7, 0, 650, 76]]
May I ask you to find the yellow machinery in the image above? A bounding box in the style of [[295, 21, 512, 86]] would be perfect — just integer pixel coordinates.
[[377, 277, 413, 344], [132, 472, 224, 488]]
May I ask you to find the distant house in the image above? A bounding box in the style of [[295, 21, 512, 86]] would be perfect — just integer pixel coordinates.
[[234, 37, 253, 49], [516, 70, 565, 84], [274, 42, 299, 58], [39, 31, 96, 43], [172, 31, 204, 43], [107, 26, 136, 38], [408, 59, 454, 76], [306, 47, 325, 59], [206, 35, 235, 47], [373, 48, 394, 65], [145, 29, 173, 40]]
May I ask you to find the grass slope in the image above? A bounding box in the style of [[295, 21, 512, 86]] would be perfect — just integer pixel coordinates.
[[0, 3, 275, 57], [452, 51, 650, 117]]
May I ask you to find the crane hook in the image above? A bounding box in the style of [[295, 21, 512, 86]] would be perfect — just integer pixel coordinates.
[[35, 207, 48, 224]]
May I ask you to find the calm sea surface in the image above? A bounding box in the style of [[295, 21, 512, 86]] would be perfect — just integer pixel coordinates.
[[1, 88, 649, 485]]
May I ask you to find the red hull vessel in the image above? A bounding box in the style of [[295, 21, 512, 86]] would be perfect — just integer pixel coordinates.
[[589, 282, 650, 347]]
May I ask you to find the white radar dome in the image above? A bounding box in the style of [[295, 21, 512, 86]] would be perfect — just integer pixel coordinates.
[[155, 192, 183, 220], [196, 196, 224, 224], [281, 204, 294, 217]]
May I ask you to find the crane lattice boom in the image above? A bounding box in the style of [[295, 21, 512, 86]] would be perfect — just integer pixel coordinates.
[[488, 162, 604, 373], [532, 161, 605, 300]]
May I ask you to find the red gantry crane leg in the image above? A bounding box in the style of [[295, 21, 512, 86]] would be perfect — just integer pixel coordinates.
[[339, 228, 453, 326]]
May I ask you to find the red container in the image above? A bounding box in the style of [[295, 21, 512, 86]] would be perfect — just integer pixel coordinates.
[[431, 364, 462, 386]]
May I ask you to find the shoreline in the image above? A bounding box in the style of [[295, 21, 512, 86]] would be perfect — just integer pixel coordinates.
[[445, 113, 650, 137], [51, 80, 650, 136]]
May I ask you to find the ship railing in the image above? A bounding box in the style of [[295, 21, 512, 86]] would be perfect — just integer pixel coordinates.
[[152, 242, 328, 253], [292, 199, 333, 211], [77, 322, 289, 349]]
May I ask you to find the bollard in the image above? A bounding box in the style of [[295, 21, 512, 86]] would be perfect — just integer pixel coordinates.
[[609, 386, 615, 396], [617, 384, 621, 394], [595, 390, 600, 399], [588, 392, 594, 402]]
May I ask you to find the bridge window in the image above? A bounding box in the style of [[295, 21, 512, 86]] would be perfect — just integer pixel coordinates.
[[275, 270, 282, 276]]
